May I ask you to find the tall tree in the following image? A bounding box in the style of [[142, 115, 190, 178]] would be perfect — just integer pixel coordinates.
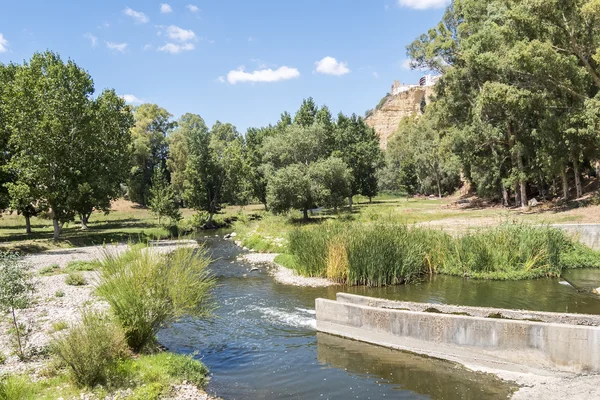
[[129, 104, 175, 206]]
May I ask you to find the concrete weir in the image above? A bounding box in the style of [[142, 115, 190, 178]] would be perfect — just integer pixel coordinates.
[[315, 293, 600, 374]]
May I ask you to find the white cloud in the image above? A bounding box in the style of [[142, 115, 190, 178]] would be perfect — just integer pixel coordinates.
[[124, 7, 149, 24], [158, 42, 195, 54], [227, 66, 300, 84], [120, 94, 143, 104], [106, 41, 128, 53], [0, 33, 8, 53], [217, 76, 225, 83], [160, 3, 173, 13], [315, 56, 350, 76], [397, 0, 450, 10], [186, 4, 200, 13], [166, 25, 195, 42], [373, 72, 379, 79], [401, 59, 412, 70], [83, 32, 97, 47], [143, 44, 153, 51]]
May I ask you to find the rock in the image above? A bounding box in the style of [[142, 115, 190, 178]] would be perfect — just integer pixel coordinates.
[[235, 240, 242, 247], [250, 267, 260, 272], [593, 287, 600, 295], [230, 232, 237, 238], [528, 198, 540, 207]]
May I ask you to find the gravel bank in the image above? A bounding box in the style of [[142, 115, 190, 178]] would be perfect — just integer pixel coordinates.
[[0, 240, 215, 399], [237, 252, 338, 287]]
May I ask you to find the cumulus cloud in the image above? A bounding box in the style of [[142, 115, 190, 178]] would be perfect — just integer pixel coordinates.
[[0, 33, 8, 53], [84, 32, 97, 47], [166, 25, 195, 41], [315, 56, 350, 76], [120, 94, 143, 104], [186, 4, 200, 13], [158, 42, 195, 54], [226, 66, 300, 84], [106, 42, 128, 53], [397, 0, 450, 10], [124, 7, 149, 24], [160, 4, 173, 13]]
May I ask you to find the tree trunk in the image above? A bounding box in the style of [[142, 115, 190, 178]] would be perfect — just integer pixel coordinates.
[[573, 159, 583, 198], [515, 183, 521, 208], [561, 169, 569, 201], [11, 308, 24, 360], [207, 213, 214, 228], [80, 213, 90, 230], [52, 219, 62, 240], [436, 176, 442, 199], [369, 196, 372, 204], [501, 183, 509, 207], [25, 215, 32, 234], [517, 152, 527, 208], [303, 207, 309, 221], [348, 196, 353, 210]]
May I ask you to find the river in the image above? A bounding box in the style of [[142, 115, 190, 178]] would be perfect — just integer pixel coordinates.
[[158, 237, 600, 400]]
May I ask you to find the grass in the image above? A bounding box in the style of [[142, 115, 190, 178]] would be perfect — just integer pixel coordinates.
[[282, 221, 600, 286], [0, 353, 209, 400], [64, 272, 87, 286], [50, 321, 68, 332], [96, 245, 214, 352], [39, 264, 61, 276]]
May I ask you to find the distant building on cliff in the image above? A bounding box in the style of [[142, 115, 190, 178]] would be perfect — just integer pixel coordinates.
[[366, 75, 440, 149]]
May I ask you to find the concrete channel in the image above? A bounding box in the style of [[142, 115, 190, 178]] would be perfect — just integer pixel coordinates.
[[315, 293, 600, 374]]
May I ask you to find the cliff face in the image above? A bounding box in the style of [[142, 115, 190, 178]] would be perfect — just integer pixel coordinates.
[[365, 86, 435, 149]]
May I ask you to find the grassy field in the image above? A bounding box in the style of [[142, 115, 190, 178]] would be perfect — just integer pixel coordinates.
[[1, 195, 598, 254]]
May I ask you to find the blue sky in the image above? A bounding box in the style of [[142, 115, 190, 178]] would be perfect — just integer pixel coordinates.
[[0, 0, 448, 132]]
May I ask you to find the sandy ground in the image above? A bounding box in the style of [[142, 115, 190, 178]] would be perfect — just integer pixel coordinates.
[[0, 240, 215, 400]]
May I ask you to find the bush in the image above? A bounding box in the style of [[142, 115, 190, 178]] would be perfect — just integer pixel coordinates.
[[51, 321, 68, 332], [65, 261, 97, 272], [64, 272, 87, 286], [39, 264, 61, 275], [0, 352, 5, 365], [97, 245, 214, 352], [55, 290, 65, 298], [51, 310, 129, 388]]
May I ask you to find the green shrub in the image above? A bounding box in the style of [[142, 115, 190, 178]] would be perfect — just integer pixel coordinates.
[[65, 260, 98, 272], [0, 375, 37, 400], [39, 264, 61, 275], [64, 272, 87, 286], [55, 290, 65, 298], [0, 352, 5, 365], [97, 245, 214, 352], [51, 310, 129, 388]]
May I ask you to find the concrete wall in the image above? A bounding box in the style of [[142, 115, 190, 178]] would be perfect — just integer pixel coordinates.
[[552, 224, 600, 250], [316, 293, 600, 373]]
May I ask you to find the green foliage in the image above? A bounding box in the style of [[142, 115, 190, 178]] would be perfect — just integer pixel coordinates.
[[54, 290, 65, 298], [39, 264, 61, 275], [0, 375, 36, 400], [51, 321, 68, 332], [50, 310, 130, 388], [148, 168, 181, 224], [128, 104, 175, 206], [4, 52, 133, 238], [97, 245, 214, 352], [0, 352, 5, 365], [65, 260, 98, 272], [0, 252, 34, 360], [285, 222, 600, 285], [64, 272, 87, 286]]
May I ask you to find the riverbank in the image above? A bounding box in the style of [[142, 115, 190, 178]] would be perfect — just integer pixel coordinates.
[[0, 241, 216, 399]]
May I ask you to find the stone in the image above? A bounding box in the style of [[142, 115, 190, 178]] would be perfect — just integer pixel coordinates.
[[230, 232, 237, 238], [593, 287, 600, 295], [528, 198, 540, 207]]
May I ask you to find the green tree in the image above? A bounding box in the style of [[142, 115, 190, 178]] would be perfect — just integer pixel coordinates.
[[0, 252, 34, 360], [293, 97, 318, 127], [6, 52, 96, 239], [0, 63, 18, 213], [167, 113, 208, 204], [129, 104, 175, 206], [148, 168, 181, 224]]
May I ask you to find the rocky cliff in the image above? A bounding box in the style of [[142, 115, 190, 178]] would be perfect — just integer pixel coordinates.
[[365, 86, 435, 149]]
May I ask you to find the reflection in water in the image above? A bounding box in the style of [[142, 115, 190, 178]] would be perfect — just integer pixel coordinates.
[[160, 237, 600, 399], [317, 333, 516, 399], [562, 269, 600, 293]]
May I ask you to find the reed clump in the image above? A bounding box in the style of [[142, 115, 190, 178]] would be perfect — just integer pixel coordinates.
[[285, 222, 600, 286]]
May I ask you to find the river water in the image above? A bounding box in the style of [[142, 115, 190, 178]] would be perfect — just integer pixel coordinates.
[[158, 237, 600, 400]]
